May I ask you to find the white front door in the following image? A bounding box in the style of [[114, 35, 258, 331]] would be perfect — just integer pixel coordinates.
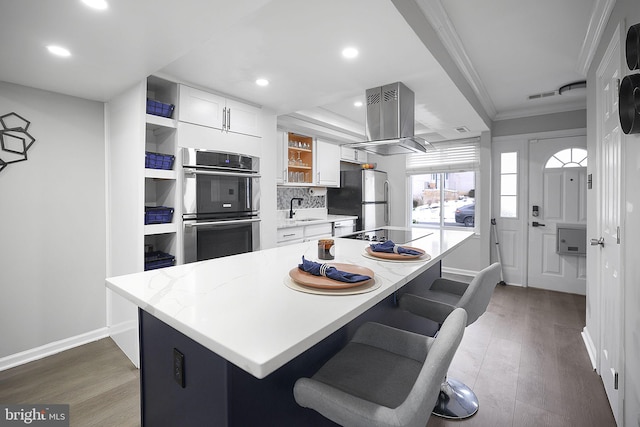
[[595, 26, 623, 425], [527, 137, 587, 294]]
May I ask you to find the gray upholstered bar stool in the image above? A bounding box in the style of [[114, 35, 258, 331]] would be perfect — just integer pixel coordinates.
[[293, 308, 467, 427], [399, 262, 501, 420]]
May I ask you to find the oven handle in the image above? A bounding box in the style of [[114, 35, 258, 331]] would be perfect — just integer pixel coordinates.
[[184, 168, 261, 179], [184, 218, 261, 228]]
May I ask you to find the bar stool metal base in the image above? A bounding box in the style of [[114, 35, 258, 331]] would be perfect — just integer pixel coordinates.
[[432, 377, 479, 419]]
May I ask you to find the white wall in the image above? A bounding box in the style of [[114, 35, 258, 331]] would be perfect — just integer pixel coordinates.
[[493, 109, 587, 137], [587, 2, 640, 425], [0, 81, 106, 365]]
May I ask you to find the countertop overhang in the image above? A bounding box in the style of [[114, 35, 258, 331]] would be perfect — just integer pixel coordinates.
[[106, 227, 473, 378]]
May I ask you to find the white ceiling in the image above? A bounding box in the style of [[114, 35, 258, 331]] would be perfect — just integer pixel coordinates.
[[0, 0, 603, 141]]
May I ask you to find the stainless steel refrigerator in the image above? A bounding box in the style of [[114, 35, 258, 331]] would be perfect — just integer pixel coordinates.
[[327, 169, 389, 231]]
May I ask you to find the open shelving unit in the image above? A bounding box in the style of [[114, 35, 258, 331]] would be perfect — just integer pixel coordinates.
[[144, 76, 181, 269], [286, 132, 314, 184]]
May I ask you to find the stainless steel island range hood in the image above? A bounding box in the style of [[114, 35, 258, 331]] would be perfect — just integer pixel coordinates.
[[343, 82, 431, 155]]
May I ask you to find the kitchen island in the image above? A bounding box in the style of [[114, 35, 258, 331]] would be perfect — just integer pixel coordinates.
[[106, 228, 473, 426]]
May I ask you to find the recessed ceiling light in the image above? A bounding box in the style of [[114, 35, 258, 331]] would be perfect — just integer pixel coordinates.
[[47, 45, 71, 57], [82, 0, 108, 10], [354, 101, 363, 107], [255, 78, 269, 87], [342, 47, 359, 59]]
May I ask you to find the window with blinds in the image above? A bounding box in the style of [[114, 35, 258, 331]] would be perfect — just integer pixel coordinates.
[[406, 137, 480, 173], [408, 137, 479, 229]]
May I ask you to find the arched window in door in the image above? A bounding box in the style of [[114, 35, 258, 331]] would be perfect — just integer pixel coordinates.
[[545, 148, 587, 168]]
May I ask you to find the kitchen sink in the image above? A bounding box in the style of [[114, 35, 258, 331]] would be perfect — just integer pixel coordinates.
[[296, 218, 322, 222]]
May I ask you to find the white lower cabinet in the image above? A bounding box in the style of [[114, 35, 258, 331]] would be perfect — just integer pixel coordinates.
[[303, 223, 333, 242], [277, 227, 304, 246], [276, 222, 333, 246]]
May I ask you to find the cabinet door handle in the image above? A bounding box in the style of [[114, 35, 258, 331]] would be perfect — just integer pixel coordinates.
[[283, 233, 296, 237], [222, 107, 227, 131], [227, 108, 231, 131], [317, 172, 320, 183]]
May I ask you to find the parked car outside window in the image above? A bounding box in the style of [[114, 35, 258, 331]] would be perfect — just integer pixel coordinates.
[[455, 204, 475, 227]]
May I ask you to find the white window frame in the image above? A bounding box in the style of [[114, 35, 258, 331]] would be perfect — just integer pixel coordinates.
[[407, 137, 480, 230], [500, 151, 518, 219]]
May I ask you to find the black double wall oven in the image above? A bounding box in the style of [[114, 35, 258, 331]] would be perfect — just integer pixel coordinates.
[[182, 148, 260, 263]]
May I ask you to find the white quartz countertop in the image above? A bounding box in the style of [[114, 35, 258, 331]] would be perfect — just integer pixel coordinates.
[[105, 227, 473, 379], [276, 214, 358, 229]]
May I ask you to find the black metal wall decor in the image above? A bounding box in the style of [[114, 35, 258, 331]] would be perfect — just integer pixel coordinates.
[[619, 74, 640, 134], [626, 23, 640, 70], [620, 23, 640, 135], [0, 112, 36, 173]]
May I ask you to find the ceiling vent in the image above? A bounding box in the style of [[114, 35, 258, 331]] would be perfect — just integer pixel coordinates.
[[454, 126, 470, 133], [528, 91, 557, 100]]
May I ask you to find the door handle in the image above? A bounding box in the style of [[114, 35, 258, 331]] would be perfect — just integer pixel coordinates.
[[590, 237, 605, 247], [532, 221, 545, 227]]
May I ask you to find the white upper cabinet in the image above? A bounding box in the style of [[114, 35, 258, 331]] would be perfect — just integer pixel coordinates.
[[315, 139, 340, 187], [225, 98, 261, 137], [178, 85, 225, 129], [340, 145, 367, 164], [178, 85, 261, 138]]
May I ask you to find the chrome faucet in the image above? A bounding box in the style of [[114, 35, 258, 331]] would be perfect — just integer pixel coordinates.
[[289, 197, 303, 219]]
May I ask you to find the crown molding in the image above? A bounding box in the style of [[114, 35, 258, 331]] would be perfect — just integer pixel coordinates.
[[416, 0, 497, 120], [576, 0, 617, 76]]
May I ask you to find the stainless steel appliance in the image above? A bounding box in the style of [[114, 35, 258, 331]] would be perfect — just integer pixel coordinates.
[[342, 82, 433, 155], [332, 219, 356, 237], [182, 148, 260, 263], [327, 169, 389, 231]]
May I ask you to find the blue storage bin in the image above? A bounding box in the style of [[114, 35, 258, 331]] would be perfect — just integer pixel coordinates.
[[146, 99, 175, 118], [144, 206, 174, 224], [144, 251, 175, 271], [145, 151, 175, 170]]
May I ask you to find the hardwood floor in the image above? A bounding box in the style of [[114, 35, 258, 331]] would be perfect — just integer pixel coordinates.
[[0, 339, 140, 427], [427, 284, 616, 427], [0, 285, 615, 427]]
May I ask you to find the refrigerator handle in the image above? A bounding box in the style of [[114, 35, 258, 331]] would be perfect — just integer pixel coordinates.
[[384, 180, 390, 225]]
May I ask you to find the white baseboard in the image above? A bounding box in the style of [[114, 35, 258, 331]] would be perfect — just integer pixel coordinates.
[[442, 266, 526, 288], [581, 326, 598, 371], [441, 266, 478, 278], [0, 327, 109, 372]]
